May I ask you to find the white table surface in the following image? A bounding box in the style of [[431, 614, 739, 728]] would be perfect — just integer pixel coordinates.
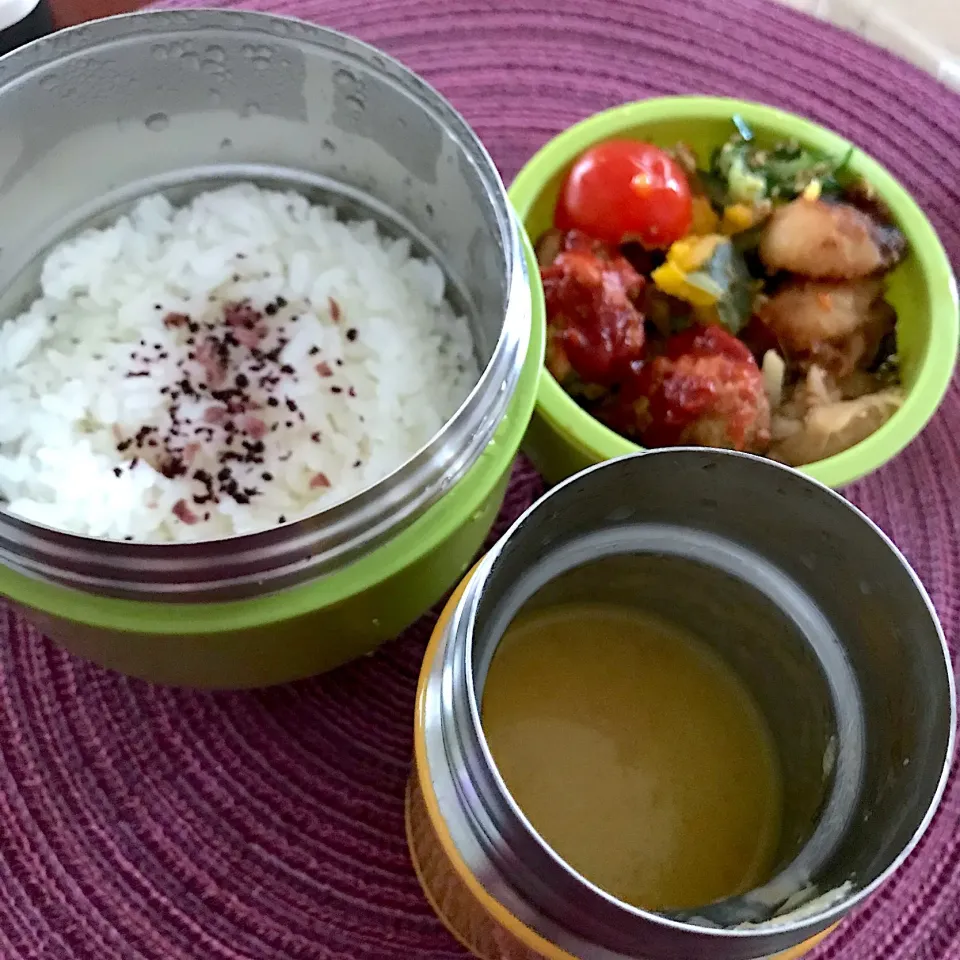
[[779, 0, 960, 89]]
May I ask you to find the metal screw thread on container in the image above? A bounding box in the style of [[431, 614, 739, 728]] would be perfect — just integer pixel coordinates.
[[413, 450, 955, 960], [0, 10, 530, 601]]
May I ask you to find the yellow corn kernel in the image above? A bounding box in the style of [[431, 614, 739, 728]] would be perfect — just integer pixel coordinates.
[[802, 179, 822, 202], [666, 242, 692, 270], [689, 196, 720, 236], [651, 261, 689, 298], [667, 234, 722, 273], [652, 261, 720, 307], [721, 203, 756, 235], [651, 260, 685, 289]]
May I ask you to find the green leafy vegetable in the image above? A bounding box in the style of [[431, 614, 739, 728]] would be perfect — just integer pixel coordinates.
[[711, 139, 767, 205], [685, 240, 755, 334], [870, 330, 901, 385], [707, 118, 854, 206], [695, 169, 731, 210]]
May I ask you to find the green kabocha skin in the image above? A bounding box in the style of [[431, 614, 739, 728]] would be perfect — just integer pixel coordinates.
[[0, 240, 545, 689], [511, 96, 958, 489]]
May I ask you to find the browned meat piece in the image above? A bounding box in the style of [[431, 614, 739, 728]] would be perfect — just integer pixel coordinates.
[[602, 325, 771, 454], [540, 230, 646, 387], [758, 199, 905, 279], [757, 279, 894, 378], [760, 279, 883, 350]]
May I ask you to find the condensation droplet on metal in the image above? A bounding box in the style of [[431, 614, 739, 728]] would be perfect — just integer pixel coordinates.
[[151, 44, 168, 61], [144, 112, 170, 132], [240, 102, 260, 118], [243, 44, 273, 71], [220, 138, 233, 149], [320, 138, 336, 154]]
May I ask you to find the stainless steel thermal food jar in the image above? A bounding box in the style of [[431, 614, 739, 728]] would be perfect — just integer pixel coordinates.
[[408, 450, 955, 960]]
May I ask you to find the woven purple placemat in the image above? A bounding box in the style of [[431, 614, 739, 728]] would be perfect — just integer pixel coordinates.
[[1, 0, 959, 957]]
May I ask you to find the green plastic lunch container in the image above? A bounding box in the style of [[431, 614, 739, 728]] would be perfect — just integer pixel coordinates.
[[511, 97, 959, 489]]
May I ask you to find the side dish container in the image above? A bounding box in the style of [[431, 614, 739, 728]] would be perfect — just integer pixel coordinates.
[[510, 97, 959, 488], [0, 10, 541, 687], [408, 450, 955, 960]]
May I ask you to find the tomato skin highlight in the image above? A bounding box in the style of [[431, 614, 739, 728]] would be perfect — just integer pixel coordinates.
[[555, 140, 693, 249]]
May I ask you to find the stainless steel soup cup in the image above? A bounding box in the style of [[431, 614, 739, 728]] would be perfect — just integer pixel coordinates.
[[416, 449, 955, 960]]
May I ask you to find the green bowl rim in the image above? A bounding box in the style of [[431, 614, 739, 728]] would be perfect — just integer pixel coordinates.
[[509, 96, 959, 488], [0, 231, 547, 632]]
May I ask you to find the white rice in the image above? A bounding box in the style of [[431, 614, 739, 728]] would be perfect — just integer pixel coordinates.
[[0, 183, 479, 541]]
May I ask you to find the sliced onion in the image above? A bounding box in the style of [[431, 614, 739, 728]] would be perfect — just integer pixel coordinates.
[[761, 349, 786, 410]]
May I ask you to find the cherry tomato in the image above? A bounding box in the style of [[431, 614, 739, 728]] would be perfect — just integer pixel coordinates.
[[555, 140, 693, 249]]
